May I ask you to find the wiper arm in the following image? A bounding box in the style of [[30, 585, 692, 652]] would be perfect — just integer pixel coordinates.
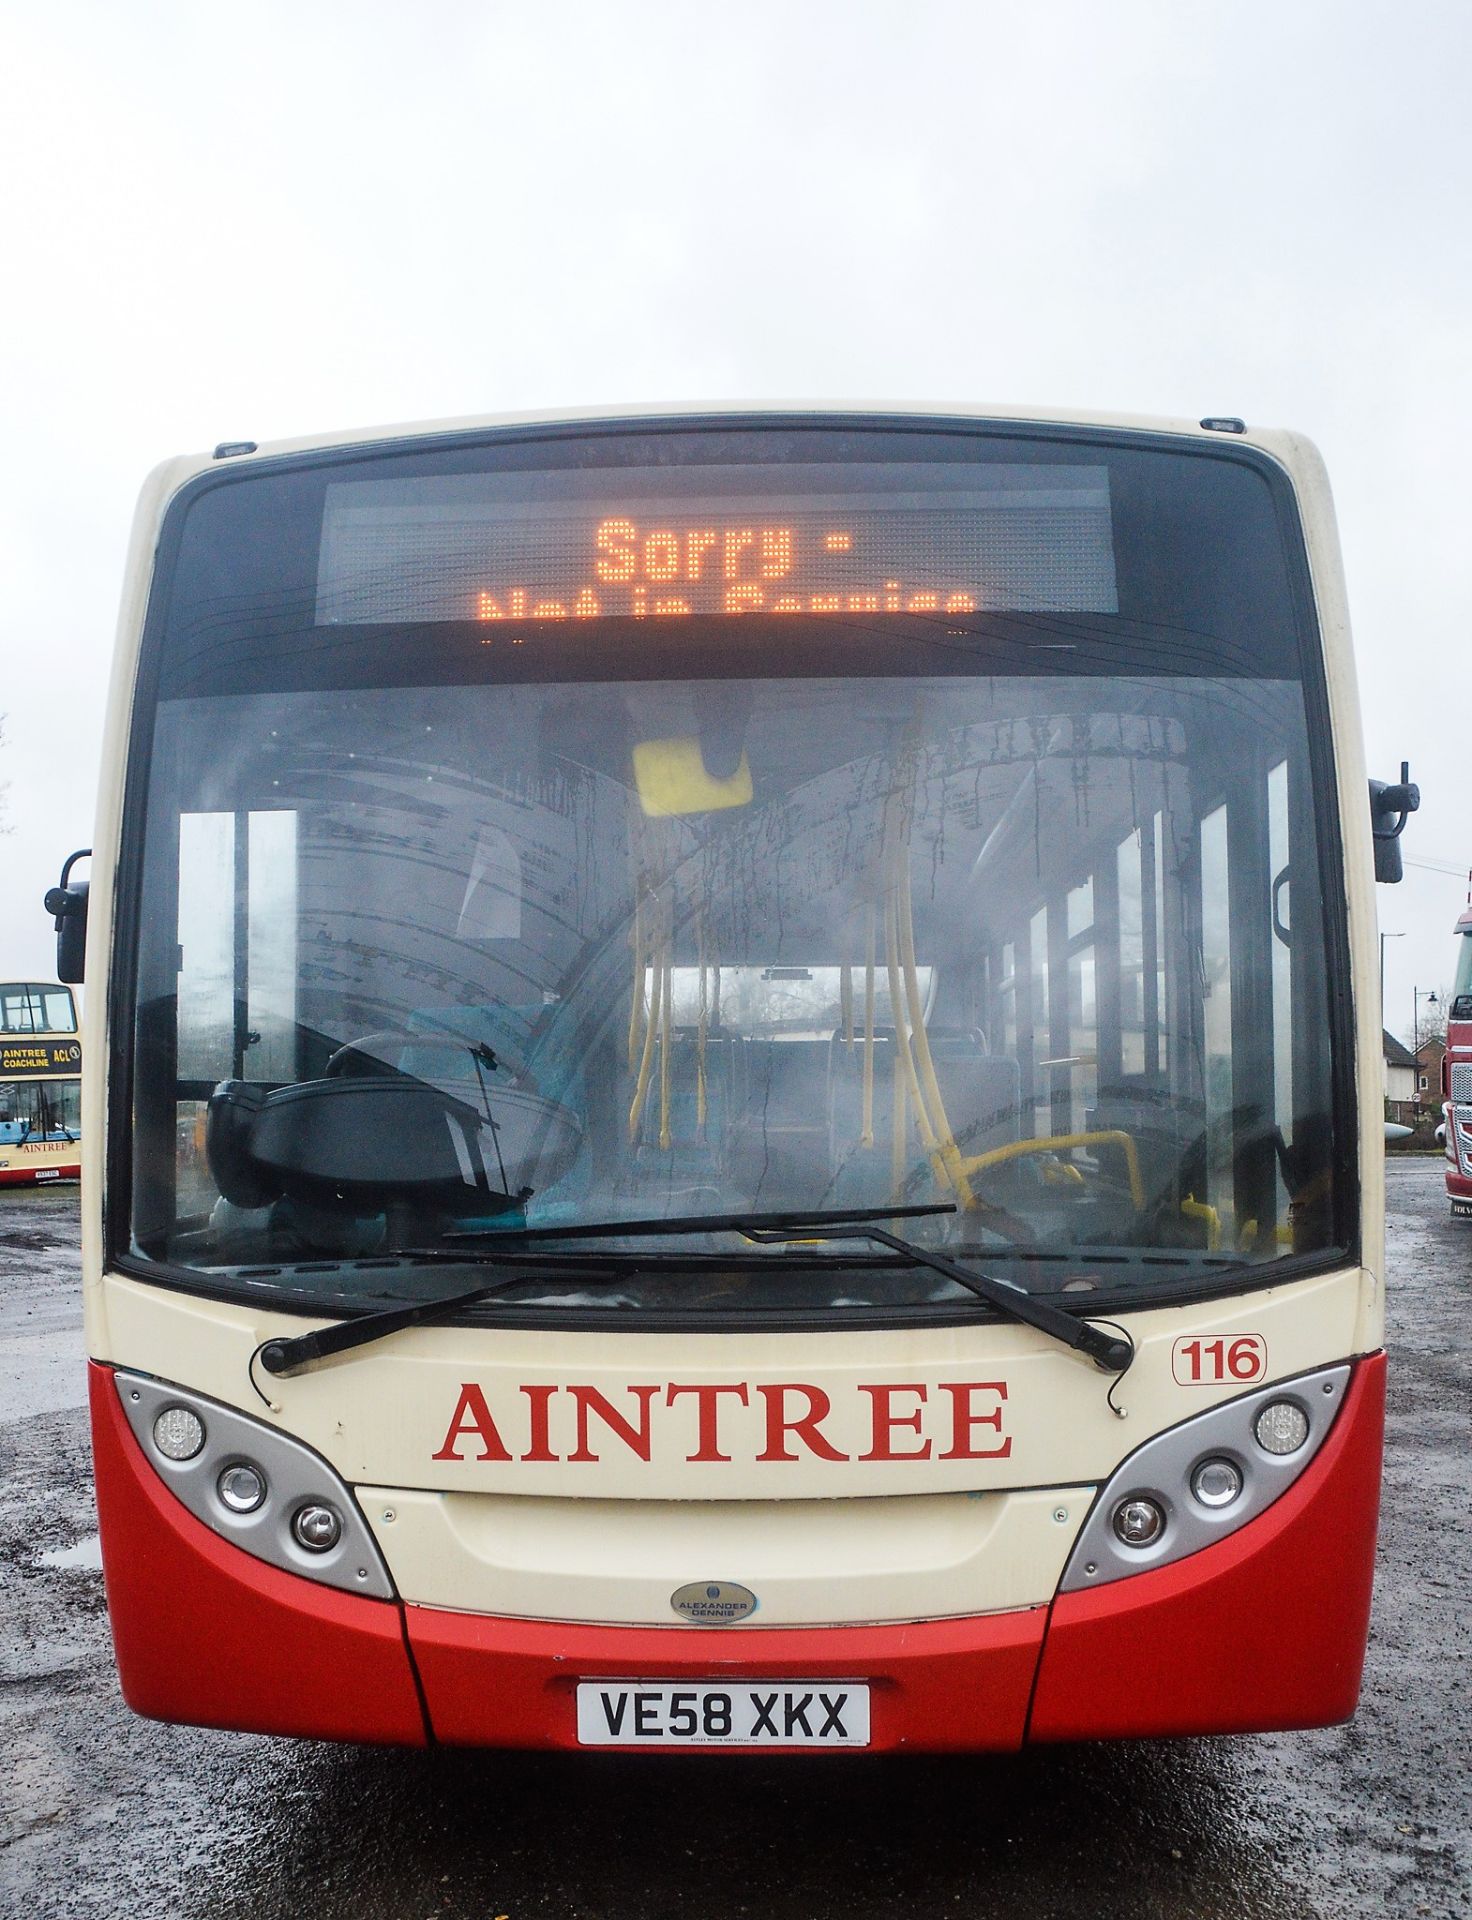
[[258, 1203, 954, 1378], [744, 1223, 1132, 1372]]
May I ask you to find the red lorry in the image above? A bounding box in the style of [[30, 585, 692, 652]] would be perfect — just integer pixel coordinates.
[[1443, 890, 1472, 1215]]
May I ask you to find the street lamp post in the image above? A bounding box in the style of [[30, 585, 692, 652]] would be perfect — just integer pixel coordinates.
[[1380, 931, 1404, 1020], [1412, 988, 1440, 1103]]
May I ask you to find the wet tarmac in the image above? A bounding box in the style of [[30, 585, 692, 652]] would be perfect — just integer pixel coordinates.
[[1, 1163, 1468, 1919]]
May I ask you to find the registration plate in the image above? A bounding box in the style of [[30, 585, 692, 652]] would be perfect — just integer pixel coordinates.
[[576, 1680, 871, 1747]]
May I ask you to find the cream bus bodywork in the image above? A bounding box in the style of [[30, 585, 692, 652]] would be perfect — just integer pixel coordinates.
[[80, 405, 1383, 1633]]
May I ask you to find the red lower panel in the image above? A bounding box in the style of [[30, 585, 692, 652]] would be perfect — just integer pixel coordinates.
[[87, 1350, 1384, 1751], [89, 1364, 427, 1744], [0, 1164, 79, 1185], [407, 1604, 1046, 1752], [1028, 1350, 1385, 1741], [1446, 1170, 1472, 1200]]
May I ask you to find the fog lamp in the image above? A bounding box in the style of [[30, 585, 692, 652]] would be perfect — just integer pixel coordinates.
[[1254, 1400, 1310, 1455], [152, 1406, 205, 1461], [292, 1503, 342, 1552], [1190, 1456, 1243, 1509], [1111, 1496, 1165, 1547], [217, 1463, 267, 1514]]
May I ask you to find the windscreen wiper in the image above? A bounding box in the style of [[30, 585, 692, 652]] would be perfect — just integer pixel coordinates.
[[258, 1201, 1129, 1377], [468, 1206, 1129, 1367], [257, 1204, 951, 1377], [742, 1222, 1132, 1372]]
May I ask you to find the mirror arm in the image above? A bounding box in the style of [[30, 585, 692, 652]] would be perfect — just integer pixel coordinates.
[[44, 847, 92, 984], [1368, 763, 1420, 884]]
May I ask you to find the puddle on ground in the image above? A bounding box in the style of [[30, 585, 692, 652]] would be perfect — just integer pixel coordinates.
[[34, 1533, 102, 1571]]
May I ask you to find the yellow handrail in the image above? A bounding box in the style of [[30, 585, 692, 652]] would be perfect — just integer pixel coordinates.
[[627, 888, 646, 1070], [960, 1130, 1147, 1213], [883, 884, 956, 1198], [896, 854, 979, 1209], [627, 887, 668, 1144], [1180, 1192, 1222, 1250], [890, 1060, 908, 1193], [658, 946, 673, 1149]]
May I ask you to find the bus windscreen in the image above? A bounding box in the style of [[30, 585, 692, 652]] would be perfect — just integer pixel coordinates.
[[125, 420, 1343, 1318]]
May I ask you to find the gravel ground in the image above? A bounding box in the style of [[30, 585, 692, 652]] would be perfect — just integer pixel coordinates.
[[1, 1160, 1467, 1920]]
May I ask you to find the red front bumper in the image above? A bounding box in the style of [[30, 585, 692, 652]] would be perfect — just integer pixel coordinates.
[[89, 1353, 1385, 1750], [0, 1163, 80, 1186]]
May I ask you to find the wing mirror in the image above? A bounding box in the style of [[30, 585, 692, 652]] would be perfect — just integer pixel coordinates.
[[44, 848, 92, 983], [1368, 762, 1419, 883]]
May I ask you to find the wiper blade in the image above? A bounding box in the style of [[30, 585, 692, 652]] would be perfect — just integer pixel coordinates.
[[743, 1223, 1132, 1373], [258, 1204, 954, 1377]]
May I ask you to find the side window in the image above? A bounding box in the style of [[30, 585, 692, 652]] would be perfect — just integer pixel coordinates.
[[176, 814, 236, 1083], [1, 989, 34, 1033], [177, 811, 299, 1086], [457, 825, 523, 940], [40, 988, 77, 1033], [1199, 802, 1234, 1217]]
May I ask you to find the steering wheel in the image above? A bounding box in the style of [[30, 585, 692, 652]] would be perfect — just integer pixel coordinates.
[[323, 1030, 500, 1081]]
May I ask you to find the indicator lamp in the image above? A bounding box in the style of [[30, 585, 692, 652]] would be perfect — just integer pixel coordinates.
[[1111, 1496, 1165, 1547], [217, 1463, 267, 1514], [1253, 1400, 1310, 1455], [292, 1503, 343, 1552], [152, 1406, 205, 1460], [1190, 1456, 1243, 1509]]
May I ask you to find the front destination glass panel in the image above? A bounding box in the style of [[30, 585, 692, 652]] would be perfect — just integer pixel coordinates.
[[123, 422, 1342, 1320], [315, 463, 1119, 623]]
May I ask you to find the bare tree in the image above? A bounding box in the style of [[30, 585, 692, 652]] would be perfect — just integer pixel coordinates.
[[1414, 995, 1449, 1053]]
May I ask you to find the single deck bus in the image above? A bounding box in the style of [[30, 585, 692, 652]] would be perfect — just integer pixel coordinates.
[[57, 406, 1414, 1750], [0, 981, 82, 1186]]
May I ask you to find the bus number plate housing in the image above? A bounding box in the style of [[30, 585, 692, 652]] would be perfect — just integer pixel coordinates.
[[576, 1680, 870, 1747]]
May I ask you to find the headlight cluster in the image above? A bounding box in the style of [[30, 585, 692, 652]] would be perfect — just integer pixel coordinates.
[[118, 1369, 394, 1599], [1061, 1363, 1350, 1591]]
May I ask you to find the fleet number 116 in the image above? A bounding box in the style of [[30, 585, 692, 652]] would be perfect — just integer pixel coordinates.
[[1171, 1334, 1267, 1384]]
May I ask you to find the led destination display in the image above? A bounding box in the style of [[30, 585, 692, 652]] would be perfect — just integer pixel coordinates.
[[316, 464, 1119, 626]]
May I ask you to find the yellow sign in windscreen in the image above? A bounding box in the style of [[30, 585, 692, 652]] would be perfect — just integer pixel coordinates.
[[315, 464, 1118, 627]]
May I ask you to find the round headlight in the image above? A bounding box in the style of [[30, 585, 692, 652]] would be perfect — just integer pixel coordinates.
[[1254, 1400, 1310, 1456], [1111, 1496, 1165, 1547], [1190, 1455, 1243, 1509], [152, 1406, 205, 1461], [292, 1503, 343, 1552], [217, 1463, 267, 1514]]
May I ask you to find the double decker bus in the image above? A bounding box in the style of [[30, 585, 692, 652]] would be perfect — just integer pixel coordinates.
[[61, 406, 1407, 1750], [0, 981, 82, 1186], [1441, 885, 1472, 1215]]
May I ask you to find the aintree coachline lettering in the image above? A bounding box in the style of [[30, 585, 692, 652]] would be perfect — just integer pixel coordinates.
[[474, 516, 980, 625], [432, 1379, 1011, 1465]]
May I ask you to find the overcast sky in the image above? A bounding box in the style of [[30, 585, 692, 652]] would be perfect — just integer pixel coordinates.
[[1, 0, 1466, 1038]]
